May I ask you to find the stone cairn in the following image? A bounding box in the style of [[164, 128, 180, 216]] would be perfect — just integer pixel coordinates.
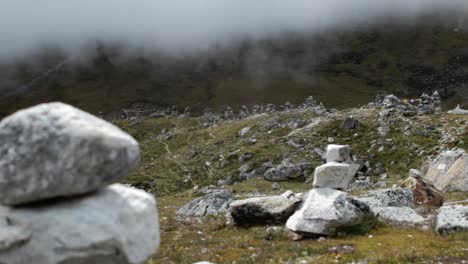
[[286, 145, 372, 236], [0, 102, 159, 264]]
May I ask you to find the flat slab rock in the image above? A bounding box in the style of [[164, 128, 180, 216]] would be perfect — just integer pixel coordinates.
[[425, 149, 468, 192], [359, 188, 415, 208], [286, 188, 371, 235], [0, 184, 159, 264], [371, 207, 426, 227], [436, 205, 468, 234], [230, 192, 301, 226], [0, 102, 140, 205]]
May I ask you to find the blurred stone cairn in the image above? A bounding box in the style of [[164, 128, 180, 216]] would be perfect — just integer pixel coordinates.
[[286, 144, 372, 236], [0, 103, 159, 264]]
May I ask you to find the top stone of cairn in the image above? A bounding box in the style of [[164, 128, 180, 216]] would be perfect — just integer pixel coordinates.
[[326, 144, 353, 163]]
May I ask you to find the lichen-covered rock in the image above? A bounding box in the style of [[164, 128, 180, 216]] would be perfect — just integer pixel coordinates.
[[425, 149, 468, 192], [358, 188, 415, 208], [436, 205, 468, 234], [286, 188, 371, 235], [0, 103, 140, 205], [176, 190, 233, 217], [313, 162, 358, 190], [0, 184, 159, 264], [371, 207, 426, 227], [230, 193, 301, 226]]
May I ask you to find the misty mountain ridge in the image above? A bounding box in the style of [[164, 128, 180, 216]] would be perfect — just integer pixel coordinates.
[[0, 13, 468, 116]]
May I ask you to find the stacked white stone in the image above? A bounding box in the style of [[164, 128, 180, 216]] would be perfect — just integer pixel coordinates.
[[0, 103, 159, 264], [286, 144, 370, 235], [312, 144, 359, 190]]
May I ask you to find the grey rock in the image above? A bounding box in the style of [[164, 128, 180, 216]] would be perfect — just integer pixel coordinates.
[[349, 180, 371, 190], [436, 205, 468, 234], [360, 188, 414, 208], [239, 153, 254, 163], [372, 207, 426, 227], [0, 103, 140, 205], [341, 116, 360, 130], [230, 193, 301, 226], [288, 119, 307, 129], [0, 184, 159, 264], [286, 188, 371, 235], [177, 190, 233, 217], [272, 182, 281, 190], [264, 159, 308, 182], [378, 124, 390, 136], [239, 127, 251, 137]]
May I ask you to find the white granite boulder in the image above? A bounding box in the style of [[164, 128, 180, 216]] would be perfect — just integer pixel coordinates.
[[286, 188, 371, 235], [0, 184, 159, 264], [0, 102, 140, 205], [313, 162, 358, 190]]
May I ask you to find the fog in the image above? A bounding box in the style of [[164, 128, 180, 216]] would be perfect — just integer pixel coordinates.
[[1, 0, 467, 60]]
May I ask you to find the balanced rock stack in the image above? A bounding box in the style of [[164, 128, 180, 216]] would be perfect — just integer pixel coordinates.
[[286, 145, 371, 235], [0, 103, 159, 264], [312, 144, 359, 190]]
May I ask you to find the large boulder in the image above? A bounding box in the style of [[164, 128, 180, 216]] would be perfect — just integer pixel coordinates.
[[286, 188, 371, 235], [0, 103, 140, 205], [230, 192, 301, 226], [425, 149, 468, 192], [313, 162, 358, 190], [400, 176, 444, 207], [0, 184, 159, 264], [436, 205, 468, 234], [176, 189, 233, 218]]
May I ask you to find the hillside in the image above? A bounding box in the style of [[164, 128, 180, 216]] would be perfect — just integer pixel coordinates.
[[110, 93, 468, 263]]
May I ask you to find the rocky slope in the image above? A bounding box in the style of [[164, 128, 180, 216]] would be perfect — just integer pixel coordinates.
[[107, 93, 468, 263]]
